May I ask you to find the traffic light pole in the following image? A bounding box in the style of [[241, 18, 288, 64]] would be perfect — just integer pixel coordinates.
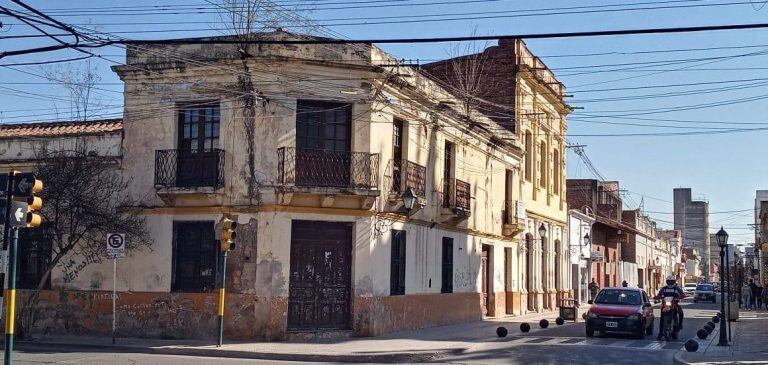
[[216, 250, 228, 347], [4, 227, 18, 365], [2, 172, 13, 291]]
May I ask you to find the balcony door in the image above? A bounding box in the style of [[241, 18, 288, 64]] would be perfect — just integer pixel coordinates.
[[177, 104, 220, 187], [295, 101, 352, 187]]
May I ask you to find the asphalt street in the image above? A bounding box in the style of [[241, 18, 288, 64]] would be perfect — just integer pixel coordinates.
[[440, 299, 720, 365], [11, 299, 719, 365]]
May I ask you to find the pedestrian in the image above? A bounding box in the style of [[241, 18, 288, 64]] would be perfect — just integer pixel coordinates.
[[741, 282, 752, 310], [762, 284, 768, 310], [588, 278, 599, 301], [749, 279, 761, 310], [622, 280, 628, 287]]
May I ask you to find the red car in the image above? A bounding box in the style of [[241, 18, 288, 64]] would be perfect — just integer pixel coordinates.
[[586, 287, 654, 339]]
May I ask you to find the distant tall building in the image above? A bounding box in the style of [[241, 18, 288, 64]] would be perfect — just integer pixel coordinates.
[[673, 188, 711, 281]]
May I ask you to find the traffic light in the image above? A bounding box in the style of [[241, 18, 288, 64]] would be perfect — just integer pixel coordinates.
[[13, 173, 43, 228], [24, 195, 43, 227], [220, 217, 237, 252], [0, 172, 43, 228]]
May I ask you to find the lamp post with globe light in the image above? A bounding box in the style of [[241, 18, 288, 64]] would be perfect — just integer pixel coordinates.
[[715, 227, 729, 346]]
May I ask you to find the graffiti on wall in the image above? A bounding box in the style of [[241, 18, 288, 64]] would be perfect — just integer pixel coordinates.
[[61, 253, 102, 284]]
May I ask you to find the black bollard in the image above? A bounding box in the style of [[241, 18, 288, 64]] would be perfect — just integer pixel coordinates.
[[697, 328, 708, 339], [496, 326, 508, 337], [539, 319, 549, 328], [520, 323, 531, 333], [556, 317, 564, 326], [712, 315, 720, 324], [685, 339, 699, 352]]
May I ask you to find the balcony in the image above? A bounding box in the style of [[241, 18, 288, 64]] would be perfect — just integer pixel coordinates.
[[276, 147, 380, 208], [155, 149, 225, 190], [502, 200, 526, 237], [386, 159, 427, 213], [442, 178, 471, 220]]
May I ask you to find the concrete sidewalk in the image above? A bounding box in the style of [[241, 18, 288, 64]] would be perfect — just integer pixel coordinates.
[[12, 309, 583, 363], [674, 310, 768, 365]]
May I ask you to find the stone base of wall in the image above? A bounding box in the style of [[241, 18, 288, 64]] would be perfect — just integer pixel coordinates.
[[505, 291, 520, 315], [20, 290, 482, 341], [18, 290, 286, 341], [353, 292, 482, 337], [487, 292, 506, 317]]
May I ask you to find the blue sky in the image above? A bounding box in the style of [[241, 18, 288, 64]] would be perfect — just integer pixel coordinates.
[[2, 0, 767, 242]]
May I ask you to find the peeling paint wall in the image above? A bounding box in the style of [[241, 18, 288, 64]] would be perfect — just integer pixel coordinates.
[[10, 31, 545, 340]]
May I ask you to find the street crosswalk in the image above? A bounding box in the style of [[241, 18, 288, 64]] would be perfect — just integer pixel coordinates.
[[500, 335, 684, 351]]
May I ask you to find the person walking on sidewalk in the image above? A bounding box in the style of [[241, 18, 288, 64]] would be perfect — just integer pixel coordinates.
[[749, 279, 761, 310], [741, 282, 752, 310], [589, 279, 599, 301], [761, 284, 768, 310]]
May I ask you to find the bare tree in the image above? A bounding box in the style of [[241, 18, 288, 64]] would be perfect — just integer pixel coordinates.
[[446, 29, 493, 119], [17, 149, 151, 338], [42, 60, 101, 122], [215, 0, 321, 202]]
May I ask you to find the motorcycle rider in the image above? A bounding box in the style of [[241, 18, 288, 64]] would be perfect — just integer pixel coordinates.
[[654, 275, 685, 340]]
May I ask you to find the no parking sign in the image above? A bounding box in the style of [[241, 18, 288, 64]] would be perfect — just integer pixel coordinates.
[[106, 233, 126, 259]]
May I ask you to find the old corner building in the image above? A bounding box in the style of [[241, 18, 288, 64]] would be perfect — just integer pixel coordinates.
[[1, 32, 572, 340]]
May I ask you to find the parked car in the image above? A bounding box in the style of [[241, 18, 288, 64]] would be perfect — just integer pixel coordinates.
[[586, 287, 654, 339], [694, 283, 716, 303], [684, 283, 697, 296]]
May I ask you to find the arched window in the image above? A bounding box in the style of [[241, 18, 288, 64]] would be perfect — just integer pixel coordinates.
[[553, 149, 560, 194], [539, 142, 547, 188], [524, 131, 533, 181]]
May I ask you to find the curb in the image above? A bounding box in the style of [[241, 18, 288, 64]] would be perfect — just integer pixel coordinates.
[[14, 341, 466, 363], [673, 350, 693, 365]]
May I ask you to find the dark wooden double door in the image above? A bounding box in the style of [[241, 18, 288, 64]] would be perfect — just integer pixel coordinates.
[[288, 220, 353, 331]]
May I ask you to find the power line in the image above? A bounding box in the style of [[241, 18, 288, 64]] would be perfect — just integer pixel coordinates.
[[118, 23, 768, 45]]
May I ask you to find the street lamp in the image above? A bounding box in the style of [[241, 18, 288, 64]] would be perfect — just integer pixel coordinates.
[[715, 226, 729, 346], [538, 223, 547, 240], [583, 233, 590, 245], [402, 188, 417, 212]]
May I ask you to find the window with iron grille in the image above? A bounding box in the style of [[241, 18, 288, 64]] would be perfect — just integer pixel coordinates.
[[17, 227, 52, 290], [390, 230, 407, 296], [172, 221, 217, 293], [441, 237, 454, 293]]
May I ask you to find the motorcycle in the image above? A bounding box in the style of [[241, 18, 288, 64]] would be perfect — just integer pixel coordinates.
[[659, 296, 679, 341]]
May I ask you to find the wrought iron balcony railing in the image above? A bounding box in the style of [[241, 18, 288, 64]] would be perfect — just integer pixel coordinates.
[[443, 178, 471, 212], [155, 149, 225, 189], [277, 147, 380, 190], [391, 159, 427, 197]]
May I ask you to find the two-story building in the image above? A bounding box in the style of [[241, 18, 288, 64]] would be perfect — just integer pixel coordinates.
[[424, 39, 571, 313], [567, 180, 626, 291], [8, 31, 547, 340]]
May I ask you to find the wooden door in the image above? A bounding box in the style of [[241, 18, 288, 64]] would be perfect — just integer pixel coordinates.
[[288, 220, 353, 330], [482, 246, 489, 316]]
